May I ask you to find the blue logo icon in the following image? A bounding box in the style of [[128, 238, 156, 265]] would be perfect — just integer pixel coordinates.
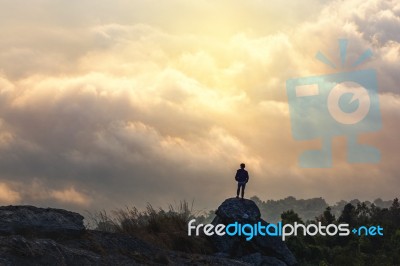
[[286, 39, 381, 168]]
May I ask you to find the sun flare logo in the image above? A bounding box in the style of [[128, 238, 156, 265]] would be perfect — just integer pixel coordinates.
[[286, 39, 381, 168]]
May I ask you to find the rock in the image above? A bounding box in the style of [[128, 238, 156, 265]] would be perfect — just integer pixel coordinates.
[[0, 205, 85, 237], [241, 253, 287, 266], [0, 205, 252, 265], [215, 198, 261, 223], [0, 202, 297, 265], [0, 231, 251, 265], [252, 220, 297, 266], [213, 252, 230, 258], [211, 198, 297, 266], [0, 235, 101, 266]]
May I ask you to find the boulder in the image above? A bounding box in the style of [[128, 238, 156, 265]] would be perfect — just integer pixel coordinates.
[[0, 205, 85, 237], [215, 198, 261, 223], [211, 198, 297, 266]]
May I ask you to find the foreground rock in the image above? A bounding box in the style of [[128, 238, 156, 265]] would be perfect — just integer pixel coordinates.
[[211, 198, 297, 266], [0, 231, 253, 266], [0, 205, 254, 265], [0, 202, 297, 265], [0, 206, 85, 237]]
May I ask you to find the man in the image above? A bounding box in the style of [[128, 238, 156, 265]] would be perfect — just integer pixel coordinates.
[[235, 163, 249, 199]]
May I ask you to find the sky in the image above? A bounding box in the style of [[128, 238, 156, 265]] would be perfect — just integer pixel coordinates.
[[0, 0, 399, 213]]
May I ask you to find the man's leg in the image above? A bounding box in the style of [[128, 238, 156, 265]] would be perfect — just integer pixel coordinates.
[[236, 183, 240, 198], [241, 184, 246, 199]]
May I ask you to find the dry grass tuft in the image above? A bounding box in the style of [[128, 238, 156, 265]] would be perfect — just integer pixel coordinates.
[[86, 200, 213, 254]]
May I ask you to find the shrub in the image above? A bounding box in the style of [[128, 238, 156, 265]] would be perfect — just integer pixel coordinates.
[[87, 200, 213, 254]]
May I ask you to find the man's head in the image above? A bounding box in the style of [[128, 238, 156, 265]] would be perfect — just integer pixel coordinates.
[[240, 163, 245, 169]]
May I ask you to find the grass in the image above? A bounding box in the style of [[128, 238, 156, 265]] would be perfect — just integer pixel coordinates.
[[86, 200, 214, 254]]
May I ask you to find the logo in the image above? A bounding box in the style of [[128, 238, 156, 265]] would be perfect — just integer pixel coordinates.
[[188, 219, 384, 241], [286, 39, 381, 167]]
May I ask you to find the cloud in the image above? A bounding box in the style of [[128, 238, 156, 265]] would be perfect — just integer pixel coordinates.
[[49, 187, 91, 206], [0, 182, 21, 204], [0, 179, 91, 209]]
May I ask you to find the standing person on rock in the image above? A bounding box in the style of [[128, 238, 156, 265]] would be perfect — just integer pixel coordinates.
[[235, 163, 249, 199]]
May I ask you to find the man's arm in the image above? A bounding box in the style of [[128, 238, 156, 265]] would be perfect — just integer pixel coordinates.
[[246, 171, 249, 183], [235, 170, 239, 181]]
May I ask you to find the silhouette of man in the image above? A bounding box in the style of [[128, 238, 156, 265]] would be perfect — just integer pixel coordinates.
[[235, 163, 249, 199]]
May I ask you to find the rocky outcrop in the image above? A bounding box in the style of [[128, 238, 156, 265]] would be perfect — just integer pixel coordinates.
[[211, 198, 297, 266], [0, 201, 297, 265], [0, 231, 254, 266], [0, 206, 85, 237], [0, 205, 258, 265]]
